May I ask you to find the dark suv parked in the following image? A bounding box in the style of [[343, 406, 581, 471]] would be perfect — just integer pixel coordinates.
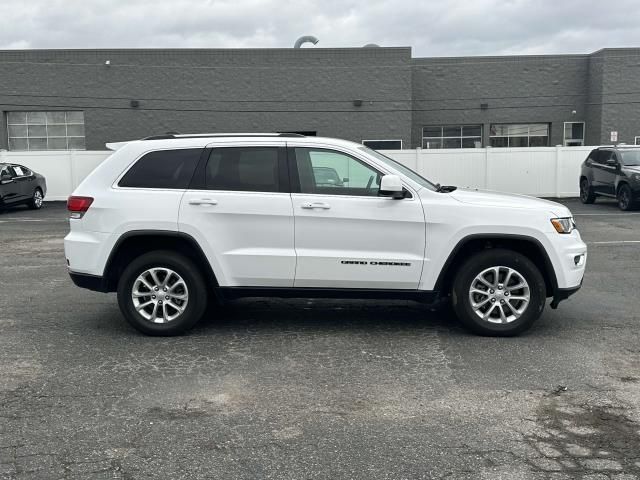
[[579, 147, 640, 211]]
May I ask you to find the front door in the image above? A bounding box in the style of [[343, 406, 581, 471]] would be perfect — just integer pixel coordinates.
[[0, 166, 21, 205], [290, 146, 426, 289], [179, 144, 296, 287]]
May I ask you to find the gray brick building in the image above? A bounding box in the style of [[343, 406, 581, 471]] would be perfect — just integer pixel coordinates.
[[0, 46, 638, 150]]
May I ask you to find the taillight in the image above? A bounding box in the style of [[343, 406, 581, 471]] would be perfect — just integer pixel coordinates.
[[67, 196, 94, 219]]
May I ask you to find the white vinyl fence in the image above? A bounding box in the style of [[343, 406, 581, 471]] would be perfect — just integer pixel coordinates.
[[0, 146, 591, 201]]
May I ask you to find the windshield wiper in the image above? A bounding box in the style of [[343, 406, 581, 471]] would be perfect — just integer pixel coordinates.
[[435, 183, 457, 193]]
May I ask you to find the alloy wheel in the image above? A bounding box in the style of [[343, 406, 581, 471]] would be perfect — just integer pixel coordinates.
[[131, 268, 189, 323], [34, 190, 43, 208], [468, 266, 530, 324]]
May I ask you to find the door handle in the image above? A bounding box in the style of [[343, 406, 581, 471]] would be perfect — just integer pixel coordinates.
[[301, 202, 331, 210], [188, 198, 218, 206]]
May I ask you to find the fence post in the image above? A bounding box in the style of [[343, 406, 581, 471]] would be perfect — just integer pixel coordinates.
[[69, 150, 76, 191], [484, 147, 491, 190], [555, 145, 562, 198]]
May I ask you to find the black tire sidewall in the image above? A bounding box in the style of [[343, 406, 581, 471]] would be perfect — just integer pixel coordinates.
[[580, 179, 595, 204], [452, 249, 546, 336], [117, 250, 208, 336]]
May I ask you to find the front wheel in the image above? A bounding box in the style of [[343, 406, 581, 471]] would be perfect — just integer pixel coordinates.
[[452, 249, 546, 336], [117, 250, 208, 336], [617, 184, 636, 211]]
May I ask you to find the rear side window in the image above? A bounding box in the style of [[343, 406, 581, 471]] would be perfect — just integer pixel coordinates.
[[205, 147, 281, 192], [119, 149, 201, 189]]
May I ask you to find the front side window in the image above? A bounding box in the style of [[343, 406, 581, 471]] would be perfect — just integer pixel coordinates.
[[564, 122, 585, 146], [205, 147, 281, 192], [119, 149, 202, 189], [294, 148, 381, 196], [7, 111, 85, 151], [490, 123, 549, 147], [422, 125, 482, 149]]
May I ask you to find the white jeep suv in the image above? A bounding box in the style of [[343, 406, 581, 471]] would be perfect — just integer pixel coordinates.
[[64, 134, 587, 336]]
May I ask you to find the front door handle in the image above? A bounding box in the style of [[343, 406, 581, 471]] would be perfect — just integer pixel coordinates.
[[301, 202, 331, 210], [189, 198, 218, 206]]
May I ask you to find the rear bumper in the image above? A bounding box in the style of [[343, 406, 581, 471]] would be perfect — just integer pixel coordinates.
[[69, 271, 111, 293]]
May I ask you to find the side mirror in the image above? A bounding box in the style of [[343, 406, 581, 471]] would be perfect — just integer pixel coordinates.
[[606, 158, 617, 166], [379, 174, 405, 199], [0, 173, 12, 185]]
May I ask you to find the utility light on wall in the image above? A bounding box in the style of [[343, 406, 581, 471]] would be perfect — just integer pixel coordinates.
[[480, 103, 489, 110], [130, 100, 140, 108], [105, 60, 111, 66], [353, 99, 363, 107]]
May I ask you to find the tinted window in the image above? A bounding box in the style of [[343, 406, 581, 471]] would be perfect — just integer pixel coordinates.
[[597, 150, 613, 164], [620, 149, 640, 166], [12, 166, 25, 176], [295, 148, 381, 196], [119, 149, 202, 189], [205, 147, 280, 192]]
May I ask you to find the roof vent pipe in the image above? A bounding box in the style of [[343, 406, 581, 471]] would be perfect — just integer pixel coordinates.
[[363, 43, 380, 48], [294, 36, 319, 48]]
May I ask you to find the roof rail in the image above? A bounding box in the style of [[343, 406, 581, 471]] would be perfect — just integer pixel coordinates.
[[141, 133, 306, 141]]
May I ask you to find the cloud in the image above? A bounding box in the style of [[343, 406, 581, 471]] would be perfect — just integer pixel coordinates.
[[0, 0, 637, 56]]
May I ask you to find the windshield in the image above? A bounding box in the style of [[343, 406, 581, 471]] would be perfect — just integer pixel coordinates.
[[620, 149, 640, 166], [359, 147, 438, 191]]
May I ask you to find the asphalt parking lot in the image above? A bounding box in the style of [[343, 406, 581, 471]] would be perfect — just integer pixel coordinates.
[[1, 199, 639, 479]]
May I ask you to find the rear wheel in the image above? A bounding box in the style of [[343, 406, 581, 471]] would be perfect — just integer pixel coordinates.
[[28, 188, 44, 210], [617, 184, 636, 211], [117, 250, 208, 336], [579, 178, 596, 204], [452, 249, 546, 336]]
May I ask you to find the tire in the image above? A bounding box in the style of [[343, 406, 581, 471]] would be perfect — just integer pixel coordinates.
[[28, 188, 44, 210], [451, 249, 546, 336], [579, 178, 596, 204], [617, 184, 636, 211], [117, 250, 208, 336]]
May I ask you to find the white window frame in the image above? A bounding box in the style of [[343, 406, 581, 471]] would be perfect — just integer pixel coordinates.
[[361, 139, 403, 150], [563, 121, 585, 146], [422, 125, 483, 149]]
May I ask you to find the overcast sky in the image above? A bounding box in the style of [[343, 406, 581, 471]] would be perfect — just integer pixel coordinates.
[[0, 0, 638, 56]]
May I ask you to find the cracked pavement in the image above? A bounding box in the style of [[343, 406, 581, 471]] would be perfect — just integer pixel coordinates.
[[0, 199, 639, 479]]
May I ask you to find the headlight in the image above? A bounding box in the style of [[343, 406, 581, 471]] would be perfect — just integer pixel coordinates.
[[551, 217, 575, 234]]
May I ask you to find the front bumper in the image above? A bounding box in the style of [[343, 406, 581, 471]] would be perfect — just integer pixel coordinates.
[[550, 281, 582, 309]]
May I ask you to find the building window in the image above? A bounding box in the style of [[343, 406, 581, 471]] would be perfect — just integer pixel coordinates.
[[564, 122, 585, 146], [489, 123, 549, 147], [362, 139, 403, 150], [635, 136, 640, 146], [7, 111, 85, 151], [422, 125, 482, 149]]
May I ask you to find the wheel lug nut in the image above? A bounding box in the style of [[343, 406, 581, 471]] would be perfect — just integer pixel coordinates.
[[154, 287, 159, 291], [500, 300, 505, 304], [491, 298, 496, 302], [158, 301, 163, 305], [165, 296, 169, 300], [151, 295, 156, 299], [490, 289, 494, 294], [505, 292, 509, 296]]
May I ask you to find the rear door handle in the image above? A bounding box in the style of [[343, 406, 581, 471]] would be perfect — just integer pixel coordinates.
[[189, 198, 218, 206], [301, 202, 331, 210]]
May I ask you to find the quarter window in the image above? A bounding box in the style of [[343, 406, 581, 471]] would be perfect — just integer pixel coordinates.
[[422, 125, 482, 149], [294, 148, 381, 196], [205, 147, 281, 192], [490, 123, 549, 147], [119, 149, 202, 189], [7, 111, 85, 151]]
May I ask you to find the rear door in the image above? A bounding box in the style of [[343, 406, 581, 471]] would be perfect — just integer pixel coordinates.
[[10, 165, 35, 201], [289, 145, 426, 289], [0, 166, 21, 205], [593, 149, 617, 195], [179, 143, 295, 287]]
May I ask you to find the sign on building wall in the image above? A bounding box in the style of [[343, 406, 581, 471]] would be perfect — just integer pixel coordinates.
[[610, 131, 618, 142]]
